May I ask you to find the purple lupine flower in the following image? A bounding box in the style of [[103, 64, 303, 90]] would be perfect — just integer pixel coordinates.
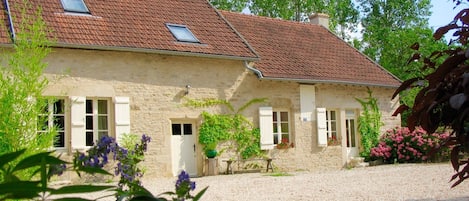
[[176, 171, 190, 188], [176, 171, 196, 191], [189, 180, 196, 191]]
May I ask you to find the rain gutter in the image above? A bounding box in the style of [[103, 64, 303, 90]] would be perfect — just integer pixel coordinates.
[[4, 0, 15, 42]]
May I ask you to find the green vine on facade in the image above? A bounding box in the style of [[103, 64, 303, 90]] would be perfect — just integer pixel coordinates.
[[356, 88, 383, 160], [184, 98, 266, 159]]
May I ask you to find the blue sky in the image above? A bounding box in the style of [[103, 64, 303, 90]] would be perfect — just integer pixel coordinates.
[[429, 0, 461, 28], [429, 0, 463, 40], [429, 0, 467, 41]]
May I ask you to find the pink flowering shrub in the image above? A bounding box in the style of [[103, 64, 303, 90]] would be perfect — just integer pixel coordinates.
[[370, 127, 450, 163]]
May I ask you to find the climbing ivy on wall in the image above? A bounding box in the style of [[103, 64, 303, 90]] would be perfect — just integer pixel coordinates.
[[185, 98, 266, 159], [356, 88, 383, 160]]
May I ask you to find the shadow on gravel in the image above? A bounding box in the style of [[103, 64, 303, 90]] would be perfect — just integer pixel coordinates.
[[406, 197, 469, 201]]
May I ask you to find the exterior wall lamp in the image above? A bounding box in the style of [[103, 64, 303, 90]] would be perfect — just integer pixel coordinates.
[[185, 84, 191, 95]]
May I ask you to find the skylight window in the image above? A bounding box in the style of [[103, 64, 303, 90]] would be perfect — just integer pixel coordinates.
[[166, 24, 200, 43], [61, 0, 90, 14]]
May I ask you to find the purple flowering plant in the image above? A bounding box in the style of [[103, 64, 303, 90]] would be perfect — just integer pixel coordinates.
[[157, 170, 207, 201], [370, 127, 450, 163], [74, 134, 152, 197], [1, 134, 207, 201]]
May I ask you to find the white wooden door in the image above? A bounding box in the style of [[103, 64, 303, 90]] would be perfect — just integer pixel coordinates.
[[171, 123, 197, 176], [345, 110, 359, 158]]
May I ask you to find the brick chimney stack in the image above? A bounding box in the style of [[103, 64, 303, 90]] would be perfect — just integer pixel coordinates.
[[309, 13, 329, 30]]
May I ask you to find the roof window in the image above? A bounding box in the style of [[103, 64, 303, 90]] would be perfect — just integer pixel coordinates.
[[166, 24, 200, 43], [61, 0, 90, 14]]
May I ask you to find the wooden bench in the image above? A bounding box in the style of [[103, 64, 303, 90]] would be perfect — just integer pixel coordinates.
[[222, 158, 274, 174]]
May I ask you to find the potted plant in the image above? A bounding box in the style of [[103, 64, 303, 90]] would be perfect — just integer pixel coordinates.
[[204, 143, 218, 158], [276, 139, 290, 149]]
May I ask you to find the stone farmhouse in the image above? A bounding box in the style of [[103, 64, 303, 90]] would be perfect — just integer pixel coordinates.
[[0, 0, 401, 177]]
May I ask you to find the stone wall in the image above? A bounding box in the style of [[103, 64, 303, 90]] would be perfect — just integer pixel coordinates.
[[40, 48, 400, 178]]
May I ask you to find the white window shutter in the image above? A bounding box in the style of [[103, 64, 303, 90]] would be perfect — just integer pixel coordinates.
[[70, 96, 86, 150], [300, 85, 315, 122], [259, 107, 274, 150], [317, 108, 327, 147], [114, 97, 130, 143]]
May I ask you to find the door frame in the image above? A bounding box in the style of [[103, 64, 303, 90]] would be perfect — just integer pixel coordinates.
[[170, 120, 198, 176], [338, 109, 360, 163]]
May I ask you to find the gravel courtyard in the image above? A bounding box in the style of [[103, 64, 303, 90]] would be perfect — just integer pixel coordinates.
[[78, 163, 469, 201]]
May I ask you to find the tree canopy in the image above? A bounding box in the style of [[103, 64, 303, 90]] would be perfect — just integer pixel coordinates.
[[211, 0, 360, 41], [393, 1, 469, 186]]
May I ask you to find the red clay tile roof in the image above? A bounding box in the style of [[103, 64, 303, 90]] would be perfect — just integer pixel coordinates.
[[0, 2, 11, 44], [221, 11, 401, 87], [0, 0, 258, 60]]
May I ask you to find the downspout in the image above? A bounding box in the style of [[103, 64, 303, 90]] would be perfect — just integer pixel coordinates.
[[244, 60, 263, 79], [4, 0, 15, 42]]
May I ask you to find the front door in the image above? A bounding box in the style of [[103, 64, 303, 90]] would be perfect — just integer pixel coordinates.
[[171, 123, 197, 176], [345, 110, 359, 158]]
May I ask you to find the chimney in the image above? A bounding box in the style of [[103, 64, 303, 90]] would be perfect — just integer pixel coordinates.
[[309, 13, 329, 30]]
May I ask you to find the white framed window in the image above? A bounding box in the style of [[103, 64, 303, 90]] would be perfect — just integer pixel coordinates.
[[69, 96, 129, 150], [273, 110, 290, 145], [85, 99, 109, 146], [61, 0, 90, 13], [326, 110, 339, 145], [326, 110, 337, 138], [38, 99, 66, 148], [345, 110, 357, 148]]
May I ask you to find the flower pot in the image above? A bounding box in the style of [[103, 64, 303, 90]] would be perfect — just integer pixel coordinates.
[[205, 149, 217, 158], [276, 145, 289, 149]]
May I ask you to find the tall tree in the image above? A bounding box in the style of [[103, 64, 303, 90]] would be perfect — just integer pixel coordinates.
[[358, 0, 432, 62], [393, 1, 469, 187], [356, 0, 447, 125], [210, 0, 360, 41], [210, 0, 250, 12]]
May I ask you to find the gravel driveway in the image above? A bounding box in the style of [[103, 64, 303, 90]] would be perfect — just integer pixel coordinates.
[[76, 163, 469, 201]]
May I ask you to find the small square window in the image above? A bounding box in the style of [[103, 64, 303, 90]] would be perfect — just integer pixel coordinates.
[[61, 0, 90, 14], [166, 24, 200, 43]]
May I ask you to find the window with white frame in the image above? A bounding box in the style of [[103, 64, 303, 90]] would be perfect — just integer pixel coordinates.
[[37, 96, 129, 150], [85, 99, 109, 146], [273, 110, 289, 145], [345, 110, 357, 148], [38, 99, 66, 148], [326, 110, 339, 145]]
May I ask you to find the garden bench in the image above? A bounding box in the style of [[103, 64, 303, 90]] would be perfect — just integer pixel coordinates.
[[222, 158, 274, 174]]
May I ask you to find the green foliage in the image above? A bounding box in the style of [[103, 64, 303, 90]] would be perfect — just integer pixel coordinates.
[[198, 112, 232, 148], [210, 0, 249, 12], [238, 128, 261, 159], [0, 136, 207, 201], [184, 98, 235, 112], [118, 171, 207, 201], [356, 88, 383, 160], [215, 0, 360, 40], [393, 0, 469, 187], [0, 2, 56, 181], [0, 149, 115, 201], [185, 98, 266, 159], [120, 133, 141, 150], [358, 0, 432, 61]]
